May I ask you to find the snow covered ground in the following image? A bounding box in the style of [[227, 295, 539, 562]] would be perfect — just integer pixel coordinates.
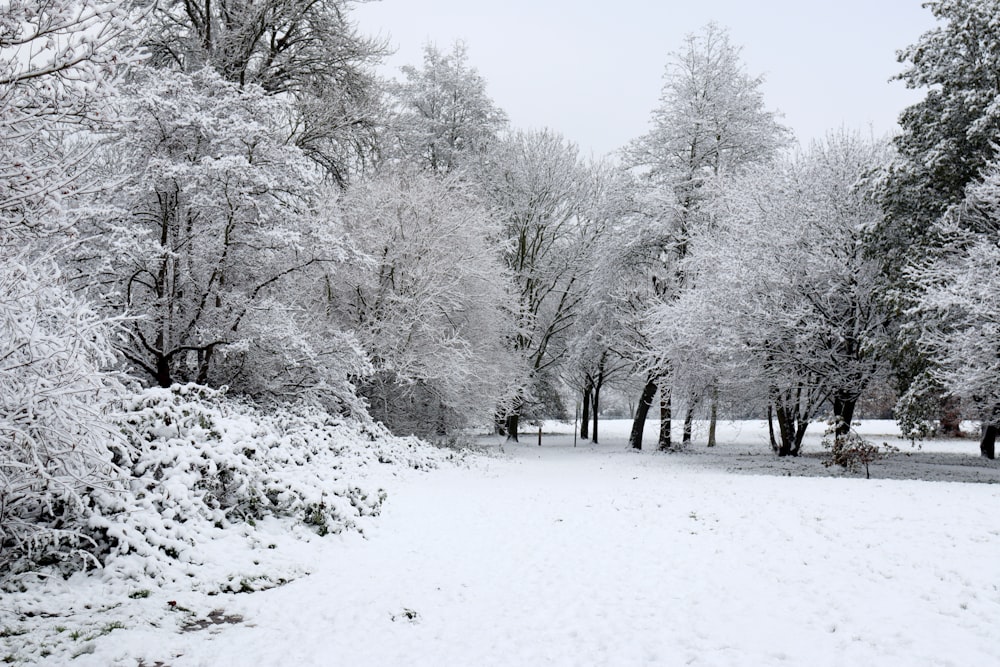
[[4, 420, 1000, 666]]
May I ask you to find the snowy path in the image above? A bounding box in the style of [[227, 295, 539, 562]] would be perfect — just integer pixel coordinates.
[[77, 436, 1000, 666]]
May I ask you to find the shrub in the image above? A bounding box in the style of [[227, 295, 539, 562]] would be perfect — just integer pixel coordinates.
[[88, 384, 448, 583], [822, 424, 898, 479], [0, 251, 128, 576]]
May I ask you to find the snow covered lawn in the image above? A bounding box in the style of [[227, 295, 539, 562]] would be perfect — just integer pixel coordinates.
[[5, 422, 1000, 666]]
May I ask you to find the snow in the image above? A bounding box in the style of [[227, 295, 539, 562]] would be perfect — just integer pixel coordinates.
[[4, 420, 1000, 666]]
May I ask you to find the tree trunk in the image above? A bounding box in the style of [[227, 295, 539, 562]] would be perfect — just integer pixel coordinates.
[[832, 392, 857, 440], [196, 346, 213, 385], [592, 381, 601, 444], [774, 402, 794, 457], [155, 353, 172, 388], [792, 420, 809, 456], [768, 404, 778, 453], [707, 386, 718, 447], [658, 389, 672, 451], [435, 398, 448, 437], [494, 411, 508, 437], [682, 403, 694, 446], [505, 412, 520, 442], [773, 389, 809, 457], [980, 423, 997, 459], [939, 396, 963, 437], [629, 375, 657, 450], [581, 381, 592, 440]]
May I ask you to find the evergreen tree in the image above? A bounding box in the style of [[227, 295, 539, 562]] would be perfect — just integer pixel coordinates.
[[880, 0, 1000, 436], [891, 0, 1000, 219], [908, 160, 1000, 458]]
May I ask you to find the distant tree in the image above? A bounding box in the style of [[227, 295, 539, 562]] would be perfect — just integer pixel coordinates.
[[564, 166, 638, 444], [624, 22, 789, 450], [474, 129, 603, 440], [627, 23, 790, 199], [388, 41, 508, 174], [333, 168, 523, 437], [566, 326, 631, 445]]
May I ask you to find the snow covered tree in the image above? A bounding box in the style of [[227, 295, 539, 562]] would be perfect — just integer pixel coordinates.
[[624, 22, 789, 449], [655, 132, 893, 456], [1, 0, 131, 240], [890, 0, 1000, 220], [627, 23, 789, 202], [334, 169, 523, 437], [565, 318, 631, 445], [388, 41, 508, 175], [474, 129, 604, 440], [0, 253, 128, 574], [879, 0, 1000, 435], [136, 0, 387, 184], [563, 166, 636, 443], [0, 1, 132, 573], [908, 162, 1000, 458], [76, 67, 367, 405]]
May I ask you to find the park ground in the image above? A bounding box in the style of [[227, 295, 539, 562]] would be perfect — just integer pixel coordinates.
[[4, 419, 1000, 666]]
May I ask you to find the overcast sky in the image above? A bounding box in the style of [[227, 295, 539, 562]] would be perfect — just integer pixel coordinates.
[[353, 0, 937, 158]]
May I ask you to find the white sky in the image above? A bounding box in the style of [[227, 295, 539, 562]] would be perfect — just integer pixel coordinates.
[[353, 0, 937, 158]]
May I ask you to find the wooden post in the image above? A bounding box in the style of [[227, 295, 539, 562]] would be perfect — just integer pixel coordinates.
[[538, 425, 542, 447]]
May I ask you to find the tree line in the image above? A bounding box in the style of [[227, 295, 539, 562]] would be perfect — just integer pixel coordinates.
[[4, 0, 1000, 465]]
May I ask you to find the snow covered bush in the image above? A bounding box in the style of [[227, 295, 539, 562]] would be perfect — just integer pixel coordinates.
[[89, 384, 453, 584], [0, 251, 128, 576], [0, 0, 137, 578], [822, 425, 897, 479]]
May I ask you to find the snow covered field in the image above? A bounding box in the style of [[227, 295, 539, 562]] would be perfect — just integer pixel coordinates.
[[4, 420, 1000, 666]]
